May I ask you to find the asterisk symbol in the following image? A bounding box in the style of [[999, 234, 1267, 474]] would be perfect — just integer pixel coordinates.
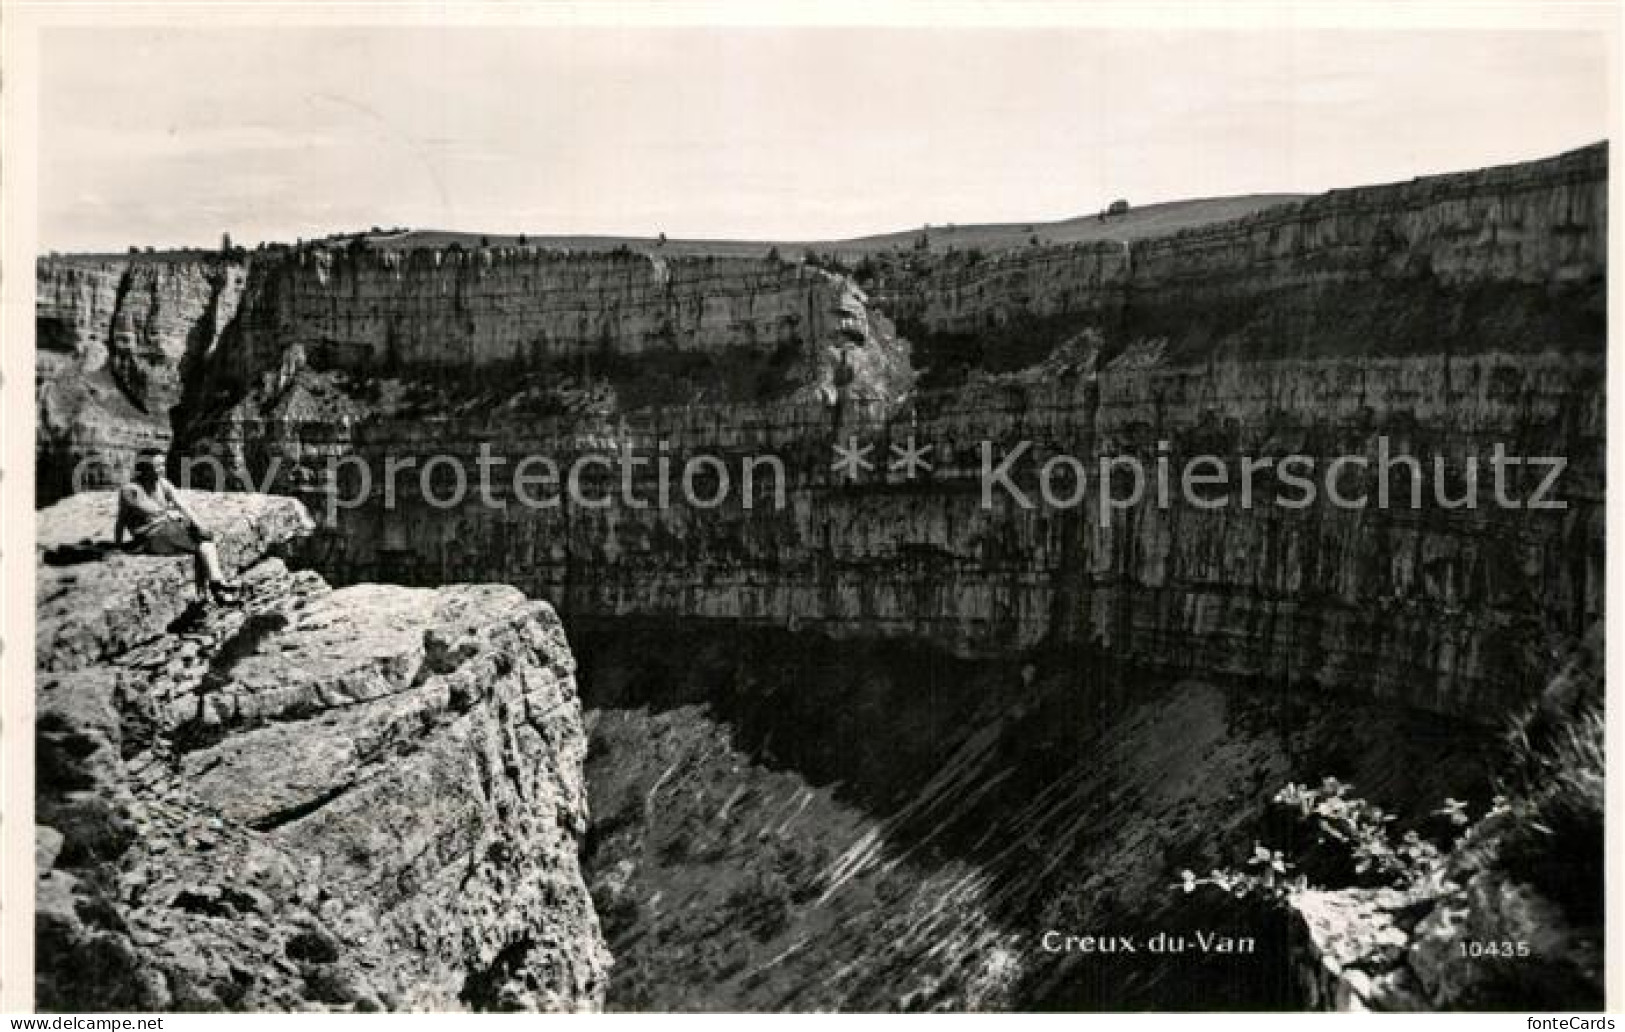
[[830, 436, 874, 482], [889, 436, 933, 478]]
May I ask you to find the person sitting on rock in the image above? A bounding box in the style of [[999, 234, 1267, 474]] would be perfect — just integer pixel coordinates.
[[114, 450, 242, 604]]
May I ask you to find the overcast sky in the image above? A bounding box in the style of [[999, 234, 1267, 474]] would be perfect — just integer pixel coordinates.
[[39, 26, 1610, 251]]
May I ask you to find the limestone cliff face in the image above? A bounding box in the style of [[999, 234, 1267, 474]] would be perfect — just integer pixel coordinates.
[[35, 257, 248, 504], [195, 343, 1598, 720], [1129, 142, 1605, 290], [36, 493, 609, 1011], [36, 262, 125, 373], [41, 145, 1606, 727], [31, 144, 1607, 1013], [880, 143, 1605, 344], [207, 248, 912, 409]]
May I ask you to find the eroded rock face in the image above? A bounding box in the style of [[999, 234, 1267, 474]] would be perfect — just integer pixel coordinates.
[[142, 144, 1605, 726], [35, 258, 248, 505], [877, 143, 1607, 341], [31, 145, 1607, 1013], [202, 248, 914, 411], [36, 492, 609, 1012]]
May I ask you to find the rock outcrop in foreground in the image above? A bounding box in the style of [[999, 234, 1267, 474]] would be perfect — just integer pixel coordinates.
[[1288, 626, 1604, 1011], [36, 492, 608, 1011]]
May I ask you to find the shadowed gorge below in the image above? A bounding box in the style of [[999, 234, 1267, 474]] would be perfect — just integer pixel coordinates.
[[568, 619, 1498, 1010]]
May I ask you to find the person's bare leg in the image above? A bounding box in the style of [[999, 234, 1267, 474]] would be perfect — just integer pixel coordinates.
[[198, 541, 226, 585]]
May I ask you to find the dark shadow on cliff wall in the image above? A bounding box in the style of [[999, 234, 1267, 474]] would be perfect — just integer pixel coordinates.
[[896, 280, 1604, 392], [568, 617, 1498, 1011]]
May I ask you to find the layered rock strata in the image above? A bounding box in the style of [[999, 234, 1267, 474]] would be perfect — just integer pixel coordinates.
[[132, 145, 1605, 723], [877, 142, 1606, 343], [36, 492, 608, 1011], [201, 248, 913, 409], [30, 143, 1609, 1013], [35, 257, 248, 504]]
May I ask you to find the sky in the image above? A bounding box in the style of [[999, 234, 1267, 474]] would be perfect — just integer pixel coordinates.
[[39, 26, 1611, 251]]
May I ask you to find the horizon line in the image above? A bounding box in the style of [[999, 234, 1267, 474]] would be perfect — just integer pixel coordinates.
[[42, 138, 1608, 257]]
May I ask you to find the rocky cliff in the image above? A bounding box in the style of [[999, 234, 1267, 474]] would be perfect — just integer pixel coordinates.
[[196, 247, 912, 411], [878, 141, 1604, 352], [32, 143, 1607, 1011], [131, 144, 1605, 724], [36, 492, 609, 1011], [35, 257, 249, 505]]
